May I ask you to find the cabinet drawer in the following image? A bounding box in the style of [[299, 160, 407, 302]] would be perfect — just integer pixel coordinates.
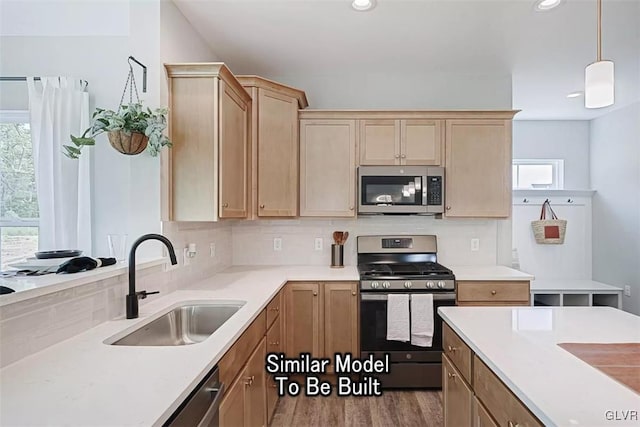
[[219, 310, 267, 387], [442, 323, 472, 383], [266, 291, 282, 328], [457, 281, 530, 305], [474, 356, 543, 427], [266, 311, 282, 354]]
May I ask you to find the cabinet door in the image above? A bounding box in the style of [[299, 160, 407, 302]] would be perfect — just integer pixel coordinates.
[[474, 397, 499, 427], [359, 120, 400, 165], [257, 89, 299, 217], [219, 369, 246, 427], [323, 282, 359, 373], [443, 355, 473, 427], [245, 338, 267, 427], [444, 119, 511, 217], [401, 119, 442, 165], [284, 282, 322, 358], [300, 120, 357, 217], [219, 80, 249, 218]]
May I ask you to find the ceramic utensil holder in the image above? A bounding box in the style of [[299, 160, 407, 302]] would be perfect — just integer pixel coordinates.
[[331, 244, 344, 268]]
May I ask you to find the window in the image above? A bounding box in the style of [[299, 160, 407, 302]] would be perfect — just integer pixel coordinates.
[[512, 159, 564, 190], [0, 111, 38, 270]]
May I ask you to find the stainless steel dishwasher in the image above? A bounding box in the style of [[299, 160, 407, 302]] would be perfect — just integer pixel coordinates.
[[164, 366, 225, 427]]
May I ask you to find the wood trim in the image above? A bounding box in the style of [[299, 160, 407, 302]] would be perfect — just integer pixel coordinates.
[[236, 75, 308, 109], [164, 63, 251, 104], [300, 110, 520, 120]]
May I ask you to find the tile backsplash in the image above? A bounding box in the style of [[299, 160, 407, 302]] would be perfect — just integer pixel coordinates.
[[232, 217, 501, 267]]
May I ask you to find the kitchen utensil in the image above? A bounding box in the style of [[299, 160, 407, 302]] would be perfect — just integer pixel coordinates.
[[35, 250, 82, 259], [331, 244, 344, 268], [342, 231, 349, 245]]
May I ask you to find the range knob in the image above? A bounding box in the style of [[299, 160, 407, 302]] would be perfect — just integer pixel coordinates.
[[371, 281, 380, 289], [426, 281, 435, 289], [382, 281, 391, 289], [404, 281, 413, 289], [437, 281, 446, 289]]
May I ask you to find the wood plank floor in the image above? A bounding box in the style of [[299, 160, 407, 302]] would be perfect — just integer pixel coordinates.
[[270, 390, 443, 427]]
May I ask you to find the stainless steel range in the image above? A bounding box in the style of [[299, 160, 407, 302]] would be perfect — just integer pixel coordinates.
[[358, 235, 455, 389]]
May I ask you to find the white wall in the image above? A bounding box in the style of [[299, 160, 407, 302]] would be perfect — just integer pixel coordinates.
[[512, 121, 591, 189], [590, 102, 640, 315], [262, 72, 512, 110]]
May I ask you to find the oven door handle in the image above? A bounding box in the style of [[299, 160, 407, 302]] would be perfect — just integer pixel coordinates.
[[360, 293, 455, 301]]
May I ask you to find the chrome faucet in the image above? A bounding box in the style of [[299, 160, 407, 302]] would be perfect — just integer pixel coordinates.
[[126, 233, 178, 319]]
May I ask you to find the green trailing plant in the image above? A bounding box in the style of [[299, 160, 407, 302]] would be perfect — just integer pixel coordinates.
[[64, 102, 171, 159]]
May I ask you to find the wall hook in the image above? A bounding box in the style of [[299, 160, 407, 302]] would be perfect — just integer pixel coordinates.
[[128, 56, 147, 93]]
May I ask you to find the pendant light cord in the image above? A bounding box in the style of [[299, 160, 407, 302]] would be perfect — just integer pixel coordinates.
[[597, 0, 602, 61]]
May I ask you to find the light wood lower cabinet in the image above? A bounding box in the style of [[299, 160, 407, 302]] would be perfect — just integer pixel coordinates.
[[284, 282, 359, 362], [265, 313, 282, 424], [457, 281, 531, 306], [299, 119, 357, 217], [443, 355, 473, 427], [443, 322, 543, 427]]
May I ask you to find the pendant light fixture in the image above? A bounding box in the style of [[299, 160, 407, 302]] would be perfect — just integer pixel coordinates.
[[585, 0, 614, 108]]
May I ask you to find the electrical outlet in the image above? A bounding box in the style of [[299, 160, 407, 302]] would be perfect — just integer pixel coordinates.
[[210, 243, 216, 258], [624, 285, 631, 297], [273, 237, 282, 251], [314, 238, 323, 251], [471, 238, 480, 252], [183, 247, 191, 266]]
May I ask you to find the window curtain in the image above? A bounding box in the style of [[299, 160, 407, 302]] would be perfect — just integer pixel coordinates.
[[27, 77, 92, 254]]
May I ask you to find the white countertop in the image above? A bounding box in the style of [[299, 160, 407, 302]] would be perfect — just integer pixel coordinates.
[[450, 265, 534, 281], [531, 279, 623, 292], [439, 306, 640, 426], [0, 266, 358, 427]]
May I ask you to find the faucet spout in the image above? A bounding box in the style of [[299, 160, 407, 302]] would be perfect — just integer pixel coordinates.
[[126, 233, 178, 319]]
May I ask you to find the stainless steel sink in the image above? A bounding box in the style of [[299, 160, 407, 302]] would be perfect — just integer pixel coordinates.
[[111, 302, 245, 346]]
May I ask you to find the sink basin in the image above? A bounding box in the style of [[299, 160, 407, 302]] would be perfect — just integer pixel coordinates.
[[111, 302, 245, 346]]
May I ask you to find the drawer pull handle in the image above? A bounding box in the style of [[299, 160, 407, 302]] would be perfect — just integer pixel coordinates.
[[447, 372, 456, 380], [508, 422, 519, 427], [491, 290, 497, 295], [244, 376, 254, 386], [269, 307, 280, 312], [269, 341, 280, 346], [222, 203, 229, 208], [447, 346, 457, 353]]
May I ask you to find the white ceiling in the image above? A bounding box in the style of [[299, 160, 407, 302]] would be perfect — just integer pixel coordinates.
[[173, 0, 640, 120]]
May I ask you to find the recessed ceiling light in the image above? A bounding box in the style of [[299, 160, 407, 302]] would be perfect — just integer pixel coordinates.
[[534, 0, 563, 12], [352, 0, 375, 12], [567, 91, 583, 98]]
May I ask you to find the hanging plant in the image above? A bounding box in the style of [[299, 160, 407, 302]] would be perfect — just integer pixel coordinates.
[[64, 57, 171, 159], [64, 103, 171, 159]]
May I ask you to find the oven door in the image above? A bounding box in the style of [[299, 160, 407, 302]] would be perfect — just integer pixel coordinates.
[[360, 292, 455, 362], [358, 166, 427, 214]]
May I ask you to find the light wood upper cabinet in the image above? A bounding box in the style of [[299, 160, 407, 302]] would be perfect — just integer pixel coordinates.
[[284, 282, 322, 358], [323, 282, 359, 372], [237, 76, 307, 218], [164, 63, 251, 221], [300, 119, 357, 217], [359, 119, 443, 165], [359, 120, 399, 165], [445, 119, 512, 218], [401, 119, 442, 165]]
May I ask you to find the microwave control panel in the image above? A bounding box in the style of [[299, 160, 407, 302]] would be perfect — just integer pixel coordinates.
[[427, 176, 443, 205]]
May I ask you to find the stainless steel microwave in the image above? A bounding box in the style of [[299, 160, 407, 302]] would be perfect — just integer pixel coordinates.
[[358, 166, 444, 215]]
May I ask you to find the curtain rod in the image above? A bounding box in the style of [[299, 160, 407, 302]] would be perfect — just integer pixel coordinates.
[[0, 76, 89, 87]]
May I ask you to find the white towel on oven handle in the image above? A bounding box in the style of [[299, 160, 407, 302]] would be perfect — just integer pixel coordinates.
[[411, 293, 434, 347], [386, 294, 410, 342]]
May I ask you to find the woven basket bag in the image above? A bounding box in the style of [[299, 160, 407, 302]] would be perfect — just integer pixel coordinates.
[[531, 199, 567, 244]]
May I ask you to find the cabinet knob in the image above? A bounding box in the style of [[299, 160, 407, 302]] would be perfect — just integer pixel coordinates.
[[352, 291, 356, 296], [313, 291, 318, 296], [349, 206, 354, 211], [447, 345, 457, 353], [272, 383, 278, 388], [222, 203, 229, 208], [260, 204, 265, 209], [269, 307, 280, 312], [447, 372, 456, 380], [491, 290, 497, 295], [395, 154, 400, 159], [508, 422, 520, 427], [401, 154, 406, 159], [269, 341, 280, 346], [244, 376, 254, 386], [446, 206, 451, 210]]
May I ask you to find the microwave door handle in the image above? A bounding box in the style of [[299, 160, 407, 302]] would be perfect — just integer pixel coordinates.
[[422, 176, 428, 205]]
